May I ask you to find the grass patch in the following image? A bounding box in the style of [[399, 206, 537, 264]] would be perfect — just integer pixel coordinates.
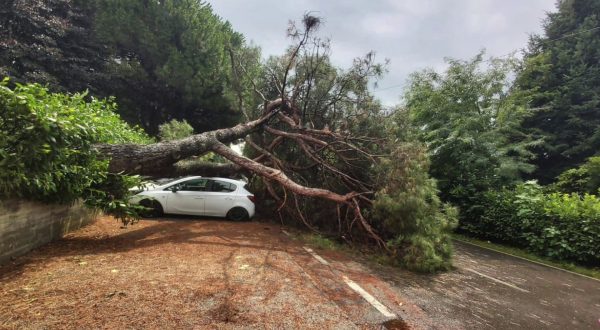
[[297, 232, 344, 251], [452, 233, 600, 280], [292, 231, 401, 268]]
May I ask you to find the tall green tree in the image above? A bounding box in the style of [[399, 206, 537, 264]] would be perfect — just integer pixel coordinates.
[[1, 0, 259, 134], [90, 0, 248, 133], [516, 0, 600, 183], [0, 0, 109, 95], [403, 53, 536, 219]]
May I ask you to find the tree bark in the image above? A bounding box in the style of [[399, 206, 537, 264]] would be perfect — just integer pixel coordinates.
[[212, 142, 358, 203], [164, 160, 243, 178], [95, 99, 282, 176]]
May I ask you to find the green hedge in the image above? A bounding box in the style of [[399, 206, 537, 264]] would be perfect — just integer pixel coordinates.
[[460, 181, 600, 266], [0, 79, 151, 224]]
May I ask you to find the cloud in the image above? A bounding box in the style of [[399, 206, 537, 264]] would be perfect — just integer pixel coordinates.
[[209, 0, 556, 105]]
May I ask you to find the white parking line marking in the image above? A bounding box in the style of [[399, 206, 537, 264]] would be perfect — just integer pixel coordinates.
[[301, 246, 396, 319], [465, 268, 530, 293], [303, 247, 330, 265], [342, 275, 396, 318]]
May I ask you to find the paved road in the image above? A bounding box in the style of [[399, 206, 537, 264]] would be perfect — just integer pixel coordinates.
[[1, 217, 598, 329], [369, 240, 600, 329]]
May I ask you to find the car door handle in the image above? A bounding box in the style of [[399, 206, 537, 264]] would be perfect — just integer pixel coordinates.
[[225, 197, 233, 200], [194, 197, 205, 200]]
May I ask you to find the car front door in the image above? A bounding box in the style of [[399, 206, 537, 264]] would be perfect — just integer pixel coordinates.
[[202, 180, 236, 217], [165, 178, 208, 215]]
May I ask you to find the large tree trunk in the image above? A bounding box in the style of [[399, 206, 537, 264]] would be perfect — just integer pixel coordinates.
[[95, 99, 282, 176]]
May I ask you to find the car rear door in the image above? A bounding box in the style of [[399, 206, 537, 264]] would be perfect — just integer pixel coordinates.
[[165, 178, 208, 215], [202, 180, 236, 217]]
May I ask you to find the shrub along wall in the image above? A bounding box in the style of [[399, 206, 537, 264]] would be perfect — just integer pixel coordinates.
[[0, 199, 96, 265], [460, 181, 600, 266]]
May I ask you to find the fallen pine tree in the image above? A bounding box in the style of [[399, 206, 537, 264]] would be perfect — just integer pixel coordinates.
[[1, 16, 457, 272]]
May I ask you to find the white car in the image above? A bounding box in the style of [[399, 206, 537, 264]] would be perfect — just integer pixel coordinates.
[[130, 176, 255, 221]]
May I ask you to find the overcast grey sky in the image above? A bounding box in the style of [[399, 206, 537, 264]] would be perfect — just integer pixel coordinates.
[[210, 1, 556, 106]]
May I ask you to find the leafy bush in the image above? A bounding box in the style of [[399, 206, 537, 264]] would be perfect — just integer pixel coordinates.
[[158, 119, 194, 141], [554, 156, 600, 194], [372, 144, 458, 272], [528, 192, 600, 264], [0, 79, 152, 224], [462, 181, 600, 266], [83, 173, 147, 226]]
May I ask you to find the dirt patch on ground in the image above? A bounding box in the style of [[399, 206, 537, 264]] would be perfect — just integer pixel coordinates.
[[0, 216, 384, 329], [9, 215, 590, 329]]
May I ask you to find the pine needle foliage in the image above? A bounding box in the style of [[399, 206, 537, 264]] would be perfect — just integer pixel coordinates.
[[372, 143, 458, 272], [158, 119, 194, 142]]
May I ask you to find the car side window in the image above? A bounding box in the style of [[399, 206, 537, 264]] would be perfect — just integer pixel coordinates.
[[208, 180, 236, 193], [167, 179, 208, 192]]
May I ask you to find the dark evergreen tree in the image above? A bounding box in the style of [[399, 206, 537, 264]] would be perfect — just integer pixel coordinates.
[[0, 0, 257, 134], [516, 0, 600, 183], [0, 0, 110, 95], [89, 0, 249, 134]]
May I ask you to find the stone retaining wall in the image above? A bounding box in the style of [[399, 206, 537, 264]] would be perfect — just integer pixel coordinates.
[[0, 200, 96, 264]]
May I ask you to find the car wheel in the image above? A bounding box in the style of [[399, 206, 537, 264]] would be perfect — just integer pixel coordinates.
[[139, 199, 163, 218], [227, 207, 249, 221]]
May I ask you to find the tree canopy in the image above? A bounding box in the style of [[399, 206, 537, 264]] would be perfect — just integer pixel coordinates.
[[402, 53, 536, 219], [90, 0, 249, 133], [516, 0, 600, 182], [1, 0, 257, 134]]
